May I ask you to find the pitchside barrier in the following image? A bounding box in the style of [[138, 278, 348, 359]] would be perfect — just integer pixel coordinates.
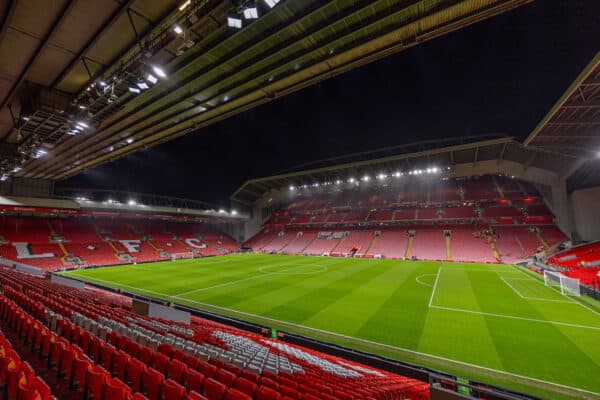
[[57, 272, 552, 400]]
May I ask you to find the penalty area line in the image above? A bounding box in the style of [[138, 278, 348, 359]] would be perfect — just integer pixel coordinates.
[[429, 305, 600, 331]]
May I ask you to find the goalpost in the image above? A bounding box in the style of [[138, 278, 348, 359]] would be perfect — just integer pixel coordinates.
[[170, 252, 195, 261], [544, 270, 581, 296]]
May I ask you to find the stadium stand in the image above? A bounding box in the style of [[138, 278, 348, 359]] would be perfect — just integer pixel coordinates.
[[0, 216, 237, 270], [246, 175, 567, 263], [546, 242, 600, 288], [0, 267, 430, 400]]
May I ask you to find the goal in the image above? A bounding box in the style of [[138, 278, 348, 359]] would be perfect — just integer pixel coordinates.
[[544, 270, 580, 296], [170, 252, 195, 261]]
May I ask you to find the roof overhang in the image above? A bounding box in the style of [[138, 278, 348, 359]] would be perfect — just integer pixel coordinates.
[[231, 136, 577, 204], [0, 0, 532, 181], [524, 51, 600, 191]]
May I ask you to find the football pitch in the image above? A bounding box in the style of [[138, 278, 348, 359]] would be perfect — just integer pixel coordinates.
[[59, 254, 600, 400]]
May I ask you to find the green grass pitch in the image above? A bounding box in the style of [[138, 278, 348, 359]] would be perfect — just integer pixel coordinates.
[[59, 254, 600, 399]]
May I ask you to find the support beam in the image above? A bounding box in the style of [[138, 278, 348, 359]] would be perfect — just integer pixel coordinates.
[[0, 0, 17, 42], [523, 151, 537, 170], [0, 0, 76, 110], [560, 159, 587, 181], [50, 0, 136, 89]]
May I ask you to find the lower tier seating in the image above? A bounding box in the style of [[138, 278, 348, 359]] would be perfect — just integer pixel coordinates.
[[546, 242, 600, 288], [0, 268, 430, 400]]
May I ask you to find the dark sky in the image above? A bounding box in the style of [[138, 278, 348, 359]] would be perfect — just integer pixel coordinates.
[[61, 0, 600, 207]]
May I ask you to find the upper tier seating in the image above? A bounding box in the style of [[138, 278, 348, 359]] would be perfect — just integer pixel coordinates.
[[0, 268, 430, 400]]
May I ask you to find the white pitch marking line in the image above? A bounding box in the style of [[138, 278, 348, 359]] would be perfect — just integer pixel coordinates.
[[428, 268, 441, 307], [522, 297, 573, 304], [415, 274, 436, 287], [500, 276, 526, 299], [429, 305, 600, 331], [62, 270, 600, 397]]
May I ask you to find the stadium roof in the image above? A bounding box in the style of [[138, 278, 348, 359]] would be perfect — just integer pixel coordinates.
[[0, 0, 531, 181], [524, 51, 600, 190], [231, 136, 579, 204]]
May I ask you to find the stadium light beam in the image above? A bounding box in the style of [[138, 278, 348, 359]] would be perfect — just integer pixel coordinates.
[[178, 0, 191, 11], [152, 66, 167, 79]]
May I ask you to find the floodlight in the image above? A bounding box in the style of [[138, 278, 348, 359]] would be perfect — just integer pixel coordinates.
[[128, 86, 141, 94], [362, 175, 370, 182], [173, 24, 184, 35], [218, 209, 226, 214], [243, 2, 258, 19], [289, 186, 295, 191], [99, 80, 107, 87], [227, 13, 242, 28], [108, 146, 114, 152], [12, 167, 21, 173], [152, 66, 167, 78], [348, 178, 355, 183], [0, 175, 8, 181], [264, 0, 280, 8], [128, 200, 136, 205], [231, 210, 238, 215], [126, 138, 134, 144], [335, 179, 341, 184], [146, 73, 158, 84], [377, 173, 387, 180], [76, 121, 89, 128], [78, 105, 87, 109], [178, 0, 191, 11], [136, 81, 149, 90]]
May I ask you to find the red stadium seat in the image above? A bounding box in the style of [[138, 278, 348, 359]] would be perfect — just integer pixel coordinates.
[[255, 386, 281, 400], [233, 377, 256, 397], [162, 379, 186, 400], [224, 388, 252, 400], [203, 378, 227, 400], [142, 367, 165, 400], [183, 367, 205, 393]]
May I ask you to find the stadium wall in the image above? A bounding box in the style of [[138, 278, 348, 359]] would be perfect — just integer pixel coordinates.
[[570, 186, 600, 241]]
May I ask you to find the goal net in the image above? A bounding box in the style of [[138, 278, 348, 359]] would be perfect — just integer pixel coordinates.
[[170, 252, 195, 261], [544, 270, 580, 296]]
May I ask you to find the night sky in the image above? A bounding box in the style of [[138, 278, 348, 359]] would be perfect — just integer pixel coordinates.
[[61, 0, 600, 207]]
